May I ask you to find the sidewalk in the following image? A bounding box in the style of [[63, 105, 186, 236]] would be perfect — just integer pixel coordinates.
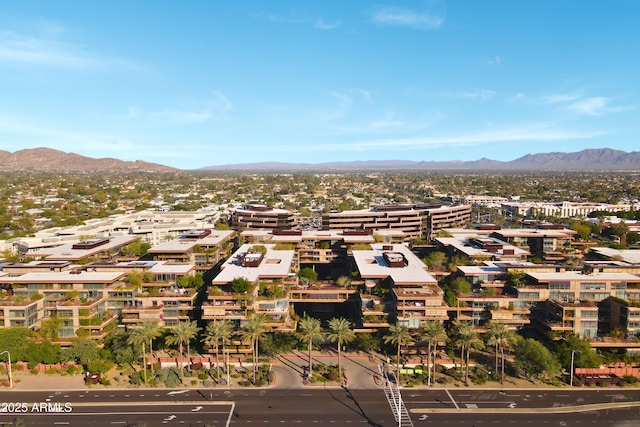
[[11, 370, 86, 390]]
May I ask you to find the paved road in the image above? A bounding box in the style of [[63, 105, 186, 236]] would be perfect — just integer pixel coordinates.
[[3, 388, 640, 426], [403, 388, 640, 411], [0, 388, 395, 426]]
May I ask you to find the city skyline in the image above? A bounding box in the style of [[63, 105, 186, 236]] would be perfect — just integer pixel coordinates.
[[0, 1, 638, 169]]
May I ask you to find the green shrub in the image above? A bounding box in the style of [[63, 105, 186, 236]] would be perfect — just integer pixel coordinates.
[[164, 372, 181, 388]]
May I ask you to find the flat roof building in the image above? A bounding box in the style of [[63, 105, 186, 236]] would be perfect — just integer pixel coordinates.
[[322, 204, 471, 241]]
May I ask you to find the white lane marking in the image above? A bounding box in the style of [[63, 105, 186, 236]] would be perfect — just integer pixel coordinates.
[[445, 389, 460, 410], [168, 390, 190, 395]]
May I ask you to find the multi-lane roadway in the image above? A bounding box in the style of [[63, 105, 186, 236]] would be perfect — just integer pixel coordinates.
[[1, 388, 640, 426]]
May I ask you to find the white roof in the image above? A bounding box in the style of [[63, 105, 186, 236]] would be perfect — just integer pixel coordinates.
[[212, 244, 294, 285], [148, 230, 234, 253], [0, 270, 125, 284], [457, 265, 503, 275], [352, 244, 437, 285], [150, 263, 195, 275], [527, 271, 640, 282], [26, 235, 138, 261], [435, 236, 530, 258], [589, 247, 640, 265]]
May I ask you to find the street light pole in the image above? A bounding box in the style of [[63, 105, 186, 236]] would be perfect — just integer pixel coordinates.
[[0, 350, 12, 389], [225, 349, 230, 386], [570, 349, 580, 387]]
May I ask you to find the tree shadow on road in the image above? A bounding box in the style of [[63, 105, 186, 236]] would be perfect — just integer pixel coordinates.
[[323, 384, 383, 427]]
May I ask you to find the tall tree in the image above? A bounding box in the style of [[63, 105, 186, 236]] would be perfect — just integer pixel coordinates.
[[453, 320, 484, 384], [383, 324, 412, 385], [513, 338, 560, 381], [486, 323, 515, 385], [327, 317, 356, 382], [239, 314, 270, 384], [202, 320, 234, 382], [296, 316, 324, 378], [39, 316, 62, 341], [166, 321, 201, 379], [140, 321, 162, 373], [127, 327, 151, 384], [422, 321, 448, 386]]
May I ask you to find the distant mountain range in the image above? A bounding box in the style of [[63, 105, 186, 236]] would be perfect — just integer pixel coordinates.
[[1, 147, 640, 172], [199, 148, 640, 171], [0, 148, 178, 173]]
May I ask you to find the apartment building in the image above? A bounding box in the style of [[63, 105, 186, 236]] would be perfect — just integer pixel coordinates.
[[501, 201, 635, 219], [146, 229, 235, 271], [0, 270, 124, 340], [352, 244, 446, 329], [322, 204, 471, 241], [230, 204, 298, 231], [452, 265, 530, 331], [11, 210, 221, 252], [24, 235, 138, 263], [204, 244, 296, 331], [533, 300, 599, 338], [435, 235, 530, 262], [601, 297, 640, 339], [489, 225, 576, 260]]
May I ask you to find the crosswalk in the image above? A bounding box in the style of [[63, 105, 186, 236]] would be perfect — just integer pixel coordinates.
[[379, 365, 414, 427]]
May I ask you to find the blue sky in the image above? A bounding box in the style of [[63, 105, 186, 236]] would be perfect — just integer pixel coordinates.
[[0, 1, 638, 169]]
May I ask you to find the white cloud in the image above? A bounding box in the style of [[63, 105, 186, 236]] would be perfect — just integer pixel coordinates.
[[259, 12, 342, 30], [0, 30, 99, 68], [370, 6, 445, 29], [566, 97, 611, 116], [445, 89, 496, 101], [135, 91, 233, 124], [313, 19, 342, 30], [0, 28, 137, 70], [481, 56, 502, 65], [544, 92, 583, 104]]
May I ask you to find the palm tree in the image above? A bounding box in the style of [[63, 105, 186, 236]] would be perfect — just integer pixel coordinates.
[[486, 322, 515, 385], [453, 320, 484, 384], [127, 326, 150, 384], [422, 320, 448, 386], [296, 316, 324, 378], [166, 321, 201, 379], [327, 317, 356, 382], [202, 320, 234, 382], [140, 320, 162, 373], [239, 314, 269, 384], [383, 324, 412, 385]]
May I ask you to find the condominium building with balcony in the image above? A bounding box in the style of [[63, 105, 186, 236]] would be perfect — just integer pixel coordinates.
[[533, 300, 600, 339], [352, 244, 445, 329], [322, 204, 471, 241], [24, 235, 138, 263], [204, 244, 296, 331], [230, 204, 298, 231], [489, 225, 577, 260], [435, 235, 530, 262], [147, 229, 235, 271], [0, 270, 124, 340]]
